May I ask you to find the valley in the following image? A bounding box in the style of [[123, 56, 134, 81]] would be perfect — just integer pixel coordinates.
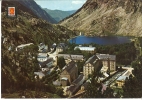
[[1, 0, 142, 98]]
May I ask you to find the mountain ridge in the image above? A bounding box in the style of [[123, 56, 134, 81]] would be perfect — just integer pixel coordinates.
[[60, 0, 142, 37], [1, 0, 75, 95], [18, 0, 57, 23], [43, 8, 76, 22]]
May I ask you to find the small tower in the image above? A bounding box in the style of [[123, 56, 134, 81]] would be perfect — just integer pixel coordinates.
[[80, 32, 82, 36]]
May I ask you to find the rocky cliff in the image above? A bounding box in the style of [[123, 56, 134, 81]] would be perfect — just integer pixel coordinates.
[[60, 0, 142, 36]]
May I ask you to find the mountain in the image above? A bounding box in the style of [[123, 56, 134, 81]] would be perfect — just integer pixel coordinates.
[[43, 8, 76, 22], [2, 0, 74, 45], [6, 0, 57, 23], [60, 0, 142, 37], [1, 0, 75, 96]]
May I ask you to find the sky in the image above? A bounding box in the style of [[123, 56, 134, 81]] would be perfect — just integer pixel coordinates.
[[34, 0, 87, 11]]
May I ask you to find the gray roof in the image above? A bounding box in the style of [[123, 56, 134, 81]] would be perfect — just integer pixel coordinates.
[[58, 54, 70, 59], [85, 55, 99, 66], [57, 43, 67, 48], [72, 74, 84, 85], [39, 58, 53, 67], [96, 54, 116, 60], [82, 81, 89, 89], [67, 85, 76, 93], [71, 55, 84, 60], [58, 54, 84, 60], [64, 61, 76, 73], [117, 76, 127, 81]]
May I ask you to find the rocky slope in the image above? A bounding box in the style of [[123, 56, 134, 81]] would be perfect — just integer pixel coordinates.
[[2, 0, 57, 23], [1, 0, 75, 96], [2, 0, 74, 46], [43, 8, 76, 22], [60, 0, 142, 36]]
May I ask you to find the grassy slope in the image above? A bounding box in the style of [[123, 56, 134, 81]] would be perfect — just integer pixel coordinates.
[[43, 8, 76, 22]]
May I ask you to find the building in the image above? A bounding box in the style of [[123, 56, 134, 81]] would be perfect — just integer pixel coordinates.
[[74, 45, 96, 54], [39, 58, 53, 68], [81, 81, 90, 91], [34, 72, 45, 79], [50, 43, 57, 52], [41, 68, 49, 72], [38, 43, 48, 53], [37, 53, 49, 62], [72, 74, 85, 86], [15, 43, 33, 51], [96, 54, 116, 72], [83, 54, 116, 80], [53, 79, 61, 86], [83, 55, 102, 79], [116, 76, 128, 87], [58, 54, 84, 62], [66, 74, 85, 97], [60, 61, 78, 86], [56, 43, 68, 53], [115, 68, 133, 87]]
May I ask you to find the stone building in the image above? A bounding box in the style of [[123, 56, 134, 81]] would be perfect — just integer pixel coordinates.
[[58, 54, 84, 63], [96, 54, 116, 72], [60, 60, 78, 86], [83, 55, 102, 79], [83, 54, 116, 80], [66, 74, 85, 97]]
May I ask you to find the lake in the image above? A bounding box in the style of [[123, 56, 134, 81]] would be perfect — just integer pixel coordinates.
[[69, 36, 132, 45]]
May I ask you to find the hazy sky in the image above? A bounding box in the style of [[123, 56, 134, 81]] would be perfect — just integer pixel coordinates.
[[34, 0, 87, 11]]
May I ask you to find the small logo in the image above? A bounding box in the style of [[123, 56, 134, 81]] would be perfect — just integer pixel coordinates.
[[7, 6, 17, 17]]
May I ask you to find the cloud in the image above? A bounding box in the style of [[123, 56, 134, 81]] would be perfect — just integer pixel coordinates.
[[72, 1, 85, 4]]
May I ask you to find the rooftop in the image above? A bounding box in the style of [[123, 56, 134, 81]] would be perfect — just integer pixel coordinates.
[[117, 76, 128, 81], [64, 61, 76, 73], [38, 53, 48, 57], [85, 55, 99, 66], [72, 74, 84, 85], [67, 85, 76, 92], [58, 54, 84, 60], [82, 81, 90, 89], [57, 43, 67, 48], [74, 46, 96, 51], [96, 54, 116, 60], [39, 58, 53, 67]]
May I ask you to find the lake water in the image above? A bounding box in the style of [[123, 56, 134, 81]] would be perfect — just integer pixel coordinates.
[[69, 36, 132, 45]]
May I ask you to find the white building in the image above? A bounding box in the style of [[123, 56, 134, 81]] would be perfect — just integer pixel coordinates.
[[37, 53, 49, 62], [39, 58, 53, 68], [74, 45, 96, 54], [38, 43, 48, 53], [34, 72, 45, 79], [83, 55, 102, 79]]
